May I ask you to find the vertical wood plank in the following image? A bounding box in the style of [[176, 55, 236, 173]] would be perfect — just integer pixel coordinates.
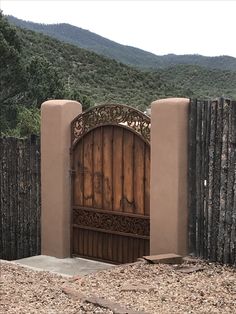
[[204, 101, 211, 259], [117, 236, 123, 263], [229, 101, 236, 265], [102, 233, 108, 260], [133, 238, 139, 261], [73, 140, 84, 206], [88, 230, 93, 257], [97, 232, 103, 259], [0, 136, 40, 260], [123, 130, 134, 213], [93, 127, 103, 208], [207, 100, 215, 259], [78, 228, 84, 256], [217, 98, 230, 262], [83, 132, 93, 207], [138, 237, 145, 259], [113, 127, 123, 212], [144, 145, 150, 216], [73, 228, 79, 255], [200, 101, 207, 258], [103, 126, 113, 210], [92, 230, 98, 258], [133, 136, 145, 215], [144, 240, 149, 256], [212, 99, 223, 261], [122, 236, 129, 263], [128, 238, 134, 262], [83, 229, 88, 256], [107, 234, 113, 261], [0, 138, 3, 258], [224, 100, 235, 263], [112, 234, 118, 263]]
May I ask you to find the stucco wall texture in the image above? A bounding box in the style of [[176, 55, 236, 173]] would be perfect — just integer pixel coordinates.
[[41, 100, 82, 258], [150, 98, 189, 256]]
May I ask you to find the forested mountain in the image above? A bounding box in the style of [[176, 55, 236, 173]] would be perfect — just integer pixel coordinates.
[[7, 15, 236, 71], [1, 12, 236, 137], [10, 22, 236, 104]]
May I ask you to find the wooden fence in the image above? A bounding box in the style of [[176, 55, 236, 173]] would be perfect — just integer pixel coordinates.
[[188, 98, 236, 265], [0, 136, 41, 260]]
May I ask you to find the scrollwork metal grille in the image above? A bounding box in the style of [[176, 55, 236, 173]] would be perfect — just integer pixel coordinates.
[[71, 104, 150, 146]]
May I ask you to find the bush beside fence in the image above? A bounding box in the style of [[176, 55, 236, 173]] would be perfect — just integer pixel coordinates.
[[0, 136, 41, 260], [189, 98, 236, 265]]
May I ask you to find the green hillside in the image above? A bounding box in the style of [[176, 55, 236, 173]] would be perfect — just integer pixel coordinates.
[[7, 15, 236, 71], [1, 12, 236, 136], [16, 26, 236, 101]]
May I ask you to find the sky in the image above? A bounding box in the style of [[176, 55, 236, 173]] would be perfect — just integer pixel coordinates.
[[1, 0, 236, 58]]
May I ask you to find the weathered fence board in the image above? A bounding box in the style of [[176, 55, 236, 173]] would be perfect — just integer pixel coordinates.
[[0, 136, 41, 260], [189, 98, 236, 265]]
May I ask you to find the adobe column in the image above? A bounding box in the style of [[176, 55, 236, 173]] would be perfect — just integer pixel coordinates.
[[150, 98, 189, 256], [41, 100, 82, 258]]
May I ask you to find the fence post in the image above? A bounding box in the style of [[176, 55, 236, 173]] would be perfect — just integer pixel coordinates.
[[41, 100, 82, 258], [150, 98, 189, 256]]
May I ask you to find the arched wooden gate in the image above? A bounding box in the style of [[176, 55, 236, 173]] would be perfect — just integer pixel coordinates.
[[70, 104, 150, 263]]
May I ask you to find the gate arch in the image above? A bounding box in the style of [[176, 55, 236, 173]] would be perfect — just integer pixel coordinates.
[[71, 104, 150, 263]]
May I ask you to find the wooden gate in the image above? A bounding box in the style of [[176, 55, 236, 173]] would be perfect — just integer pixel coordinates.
[[71, 104, 150, 263]]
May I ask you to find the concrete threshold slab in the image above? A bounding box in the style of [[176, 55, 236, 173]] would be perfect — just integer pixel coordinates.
[[12, 255, 114, 277]]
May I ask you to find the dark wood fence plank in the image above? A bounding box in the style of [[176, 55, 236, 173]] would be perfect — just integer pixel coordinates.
[[230, 101, 236, 264], [0, 136, 41, 260], [189, 98, 236, 265], [203, 101, 210, 258], [217, 99, 230, 262], [224, 100, 235, 263]]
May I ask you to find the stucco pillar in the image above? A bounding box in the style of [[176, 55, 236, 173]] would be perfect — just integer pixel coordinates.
[[41, 100, 82, 258], [150, 98, 189, 256]]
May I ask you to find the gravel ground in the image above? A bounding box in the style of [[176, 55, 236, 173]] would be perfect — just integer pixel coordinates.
[[1, 258, 235, 314]]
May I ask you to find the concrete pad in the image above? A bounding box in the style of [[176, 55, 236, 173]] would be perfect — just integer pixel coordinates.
[[13, 255, 114, 277]]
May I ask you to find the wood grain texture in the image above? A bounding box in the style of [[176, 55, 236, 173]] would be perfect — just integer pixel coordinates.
[[113, 127, 123, 212], [93, 127, 103, 208], [73, 140, 84, 206], [188, 98, 236, 265], [123, 131, 134, 213], [102, 126, 113, 210], [72, 125, 150, 264], [83, 132, 93, 207], [0, 136, 41, 260]]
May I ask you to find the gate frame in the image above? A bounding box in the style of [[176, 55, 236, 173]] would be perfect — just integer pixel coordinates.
[[41, 98, 189, 258], [70, 104, 151, 263]]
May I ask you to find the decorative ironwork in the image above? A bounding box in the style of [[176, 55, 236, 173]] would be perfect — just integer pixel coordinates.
[[71, 104, 150, 146], [73, 208, 149, 237]]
